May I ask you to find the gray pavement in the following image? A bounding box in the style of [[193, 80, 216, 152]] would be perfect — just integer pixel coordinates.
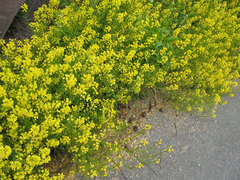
[[82, 92, 240, 180]]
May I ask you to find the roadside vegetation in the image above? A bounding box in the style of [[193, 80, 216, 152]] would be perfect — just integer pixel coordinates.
[[0, 0, 239, 179]]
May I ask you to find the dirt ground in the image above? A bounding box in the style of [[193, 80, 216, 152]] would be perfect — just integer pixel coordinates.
[[3, 0, 49, 42]]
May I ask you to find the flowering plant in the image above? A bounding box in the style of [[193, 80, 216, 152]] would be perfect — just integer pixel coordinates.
[[0, 0, 239, 179]]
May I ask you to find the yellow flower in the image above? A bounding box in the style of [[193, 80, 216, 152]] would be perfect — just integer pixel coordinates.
[[198, 107, 203, 112], [140, 138, 148, 146], [155, 159, 161, 164], [135, 163, 143, 168], [157, 139, 162, 145], [21, 3, 28, 13], [90, 170, 98, 178], [168, 145, 174, 152], [187, 106, 192, 112], [145, 124, 152, 130]]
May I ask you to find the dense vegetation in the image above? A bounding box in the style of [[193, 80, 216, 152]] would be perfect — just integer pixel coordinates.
[[0, 0, 239, 179]]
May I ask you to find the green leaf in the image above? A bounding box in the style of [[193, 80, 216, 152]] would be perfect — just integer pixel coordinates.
[[155, 41, 163, 50], [165, 37, 179, 42]]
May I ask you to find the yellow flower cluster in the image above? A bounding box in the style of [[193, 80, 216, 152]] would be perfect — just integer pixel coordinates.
[[159, 0, 240, 114], [21, 3, 28, 13], [0, 0, 239, 179]]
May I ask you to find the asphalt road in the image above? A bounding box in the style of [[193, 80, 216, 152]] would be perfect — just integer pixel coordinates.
[[80, 91, 240, 180]]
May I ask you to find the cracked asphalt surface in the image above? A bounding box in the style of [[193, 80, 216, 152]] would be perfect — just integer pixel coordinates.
[[75, 92, 240, 180]]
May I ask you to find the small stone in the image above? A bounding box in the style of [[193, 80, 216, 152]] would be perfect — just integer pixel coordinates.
[[141, 111, 147, 117], [159, 108, 163, 112], [119, 114, 125, 119], [133, 125, 139, 132], [124, 144, 130, 150], [148, 102, 152, 111], [128, 115, 136, 123], [117, 104, 127, 110], [128, 118, 133, 124], [128, 101, 133, 109]]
